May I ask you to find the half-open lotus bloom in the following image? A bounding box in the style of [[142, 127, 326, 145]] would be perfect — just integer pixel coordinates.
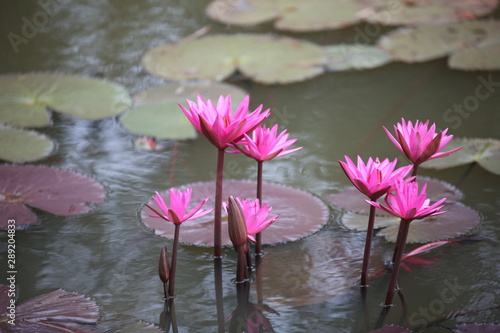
[[150, 188, 214, 225], [179, 95, 270, 150], [384, 118, 462, 166], [224, 198, 279, 242], [366, 180, 446, 221], [228, 124, 302, 162], [339, 155, 413, 201]]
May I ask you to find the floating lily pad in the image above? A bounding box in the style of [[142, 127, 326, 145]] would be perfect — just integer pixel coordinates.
[[421, 138, 500, 175], [340, 211, 398, 231], [120, 82, 247, 140], [324, 45, 393, 71], [116, 321, 163, 333], [454, 323, 500, 333], [205, 0, 280, 26], [377, 202, 480, 243], [0, 125, 55, 163], [0, 73, 131, 128], [364, 0, 499, 26], [0, 164, 106, 228], [141, 180, 329, 246], [327, 177, 463, 215], [370, 325, 413, 333], [0, 286, 99, 332], [379, 21, 500, 63], [142, 34, 326, 84], [449, 41, 500, 71]]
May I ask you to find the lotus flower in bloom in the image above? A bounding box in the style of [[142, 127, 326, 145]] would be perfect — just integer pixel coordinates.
[[228, 124, 302, 162], [339, 155, 413, 200], [384, 118, 462, 166], [179, 95, 270, 150], [149, 188, 214, 225], [366, 180, 446, 221], [224, 197, 279, 242]]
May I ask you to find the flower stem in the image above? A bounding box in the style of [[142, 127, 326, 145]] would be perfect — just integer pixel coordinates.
[[236, 245, 247, 283], [411, 164, 419, 178], [168, 224, 180, 298], [255, 160, 263, 256], [384, 219, 411, 306], [360, 204, 377, 287], [214, 148, 225, 258]]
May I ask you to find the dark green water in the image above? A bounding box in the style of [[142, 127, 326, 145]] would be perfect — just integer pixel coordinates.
[[1, 1, 499, 332]]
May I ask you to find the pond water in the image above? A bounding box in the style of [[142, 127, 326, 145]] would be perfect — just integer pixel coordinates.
[[1, 1, 500, 332]]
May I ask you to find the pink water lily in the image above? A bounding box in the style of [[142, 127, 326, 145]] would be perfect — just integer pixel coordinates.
[[228, 124, 302, 162], [384, 118, 462, 166], [339, 155, 413, 201], [366, 180, 446, 221], [149, 188, 213, 225], [224, 197, 279, 243], [179, 95, 270, 150]]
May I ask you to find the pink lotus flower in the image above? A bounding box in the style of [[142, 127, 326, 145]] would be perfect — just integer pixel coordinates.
[[366, 180, 446, 221], [149, 188, 214, 225], [224, 197, 279, 242], [384, 118, 462, 166], [339, 155, 413, 200], [228, 124, 302, 162], [179, 95, 270, 150]]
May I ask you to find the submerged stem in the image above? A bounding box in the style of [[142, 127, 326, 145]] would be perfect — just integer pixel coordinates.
[[360, 204, 377, 287], [214, 148, 225, 258]]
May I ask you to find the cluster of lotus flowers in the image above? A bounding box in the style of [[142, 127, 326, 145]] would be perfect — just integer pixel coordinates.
[[145, 94, 462, 322]]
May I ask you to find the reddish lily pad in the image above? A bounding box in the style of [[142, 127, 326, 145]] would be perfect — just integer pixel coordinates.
[[141, 180, 329, 246], [326, 177, 463, 215], [0, 164, 106, 228], [0, 286, 99, 332], [454, 323, 500, 333], [0, 73, 131, 128], [0, 125, 55, 163], [421, 138, 500, 175]]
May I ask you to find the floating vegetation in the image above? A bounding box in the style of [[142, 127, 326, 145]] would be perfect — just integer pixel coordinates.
[[0, 125, 55, 163]]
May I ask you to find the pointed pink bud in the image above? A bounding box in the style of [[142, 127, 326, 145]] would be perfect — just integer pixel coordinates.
[[158, 245, 170, 283]]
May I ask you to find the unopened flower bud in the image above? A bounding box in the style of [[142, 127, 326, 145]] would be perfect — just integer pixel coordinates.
[[158, 245, 170, 283], [227, 196, 248, 249]]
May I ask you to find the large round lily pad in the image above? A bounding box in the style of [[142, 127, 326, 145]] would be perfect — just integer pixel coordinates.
[[205, 0, 280, 26], [119, 82, 247, 140], [142, 34, 326, 84], [0, 286, 99, 332], [324, 45, 393, 71], [0, 164, 106, 228], [0, 73, 131, 128], [0, 125, 55, 163], [141, 180, 330, 246], [378, 21, 500, 63], [449, 41, 500, 71], [421, 138, 500, 175]]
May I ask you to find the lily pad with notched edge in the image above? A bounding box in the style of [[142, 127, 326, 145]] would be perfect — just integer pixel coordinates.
[[142, 34, 326, 84], [449, 41, 500, 71], [0, 73, 131, 128], [454, 323, 500, 333], [0, 125, 55, 163], [119, 82, 247, 140], [0, 164, 106, 228], [0, 285, 99, 332], [324, 45, 393, 71], [141, 180, 330, 246], [421, 138, 500, 175]]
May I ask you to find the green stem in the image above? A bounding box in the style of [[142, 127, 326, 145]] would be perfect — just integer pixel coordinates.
[[384, 219, 411, 307], [214, 148, 225, 258], [360, 204, 377, 287], [168, 224, 180, 298], [255, 161, 263, 256]]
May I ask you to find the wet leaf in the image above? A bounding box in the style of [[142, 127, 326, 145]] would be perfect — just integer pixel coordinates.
[[141, 180, 329, 246], [0, 164, 106, 228], [449, 41, 500, 71], [0, 286, 99, 332], [0, 125, 55, 163], [379, 21, 500, 63], [377, 202, 480, 243], [116, 321, 163, 333], [340, 211, 398, 231], [142, 34, 326, 84], [120, 82, 247, 140], [206, 0, 280, 26], [370, 325, 413, 333], [454, 323, 500, 333], [0, 73, 131, 128], [421, 138, 500, 175], [324, 45, 392, 71]]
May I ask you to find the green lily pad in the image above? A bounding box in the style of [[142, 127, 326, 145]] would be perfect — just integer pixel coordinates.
[[421, 138, 500, 175], [324, 45, 393, 71], [120, 82, 247, 140], [364, 0, 499, 26], [340, 211, 398, 231], [449, 40, 500, 70], [142, 34, 326, 84], [0, 73, 132, 128], [379, 21, 500, 63], [141, 180, 330, 246], [205, 0, 280, 26], [0, 125, 55, 163]]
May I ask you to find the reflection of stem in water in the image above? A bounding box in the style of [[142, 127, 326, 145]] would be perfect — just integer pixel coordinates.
[[361, 287, 370, 332], [159, 298, 178, 333], [456, 161, 477, 187], [214, 258, 225, 333], [397, 284, 408, 327], [256, 253, 264, 305]]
